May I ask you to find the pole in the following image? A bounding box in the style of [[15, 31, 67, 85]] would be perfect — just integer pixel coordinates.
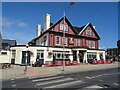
[[62, 2, 76, 71], [24, 44, 29, 74], [24, 51, 28, 74], [62, 3, 74, 71], [63, 10, 65, 71]]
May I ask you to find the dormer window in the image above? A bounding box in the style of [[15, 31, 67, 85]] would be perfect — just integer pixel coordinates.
[[64, 25, 68, 31], [59, 24, 68, 31], [60, 24, 64, 30], [86, 30, 92, 35]]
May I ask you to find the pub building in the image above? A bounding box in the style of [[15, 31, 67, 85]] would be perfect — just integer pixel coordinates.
[[10, 14, 105, 65]]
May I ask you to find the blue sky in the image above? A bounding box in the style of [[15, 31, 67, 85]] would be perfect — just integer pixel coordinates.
[[2, 2, 118, 49]]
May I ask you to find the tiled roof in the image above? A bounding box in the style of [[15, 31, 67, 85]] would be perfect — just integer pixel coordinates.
[[73, 25, 86, 34]]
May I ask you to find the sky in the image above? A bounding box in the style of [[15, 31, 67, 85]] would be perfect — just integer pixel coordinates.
[[1, 2, 118, 49]]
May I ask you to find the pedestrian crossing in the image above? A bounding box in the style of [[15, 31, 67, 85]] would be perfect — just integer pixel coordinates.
[[29, 74, 85, 89]]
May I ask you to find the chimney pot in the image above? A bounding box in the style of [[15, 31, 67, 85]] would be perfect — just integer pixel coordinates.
[[36, 24, 41, 37], [44, 14, 51, 32]]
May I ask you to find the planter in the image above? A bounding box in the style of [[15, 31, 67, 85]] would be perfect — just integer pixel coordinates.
[[48, 52, 53, 55]]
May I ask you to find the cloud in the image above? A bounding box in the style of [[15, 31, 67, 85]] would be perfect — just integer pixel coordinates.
[[2, 17, 15, 27], [2, 17, 28, 27], [18, 22, 28, 27], [99, 46, 106, 49]]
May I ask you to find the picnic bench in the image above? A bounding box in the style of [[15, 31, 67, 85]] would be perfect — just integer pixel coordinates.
[[0, 63, 11, 69]]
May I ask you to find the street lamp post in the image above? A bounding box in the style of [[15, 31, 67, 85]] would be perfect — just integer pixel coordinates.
[[24, 44, 29, 74], [63, 2, 76, 71]]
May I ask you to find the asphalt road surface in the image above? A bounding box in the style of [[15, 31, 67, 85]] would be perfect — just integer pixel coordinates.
[[2, 67, 120, 90]]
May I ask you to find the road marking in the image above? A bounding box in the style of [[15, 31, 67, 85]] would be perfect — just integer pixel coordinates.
[[29, 74, 57, 79], [36, 78, 73, 86], [32, 76, 64, 82], [84, 85, 103, 88], [113, 83, 119, 86], [11, 78, 17, 88], [86, 77, 92, 79], [90, 72, 120, 79], [98, 79, 103, 82], [11, 79, 14, 81], [12, 84, 16, 88], [92, 74, 103, 78], [11, 81, 15, 84], [44, 80, 84, 88]]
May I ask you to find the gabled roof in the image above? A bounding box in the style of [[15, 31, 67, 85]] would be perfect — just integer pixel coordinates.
[[49, 16, 78, 34], [78, 22, 100, 39], [79, 22, 91, 35], [73, 25, 86, 34], [28, 16, 100, 44]]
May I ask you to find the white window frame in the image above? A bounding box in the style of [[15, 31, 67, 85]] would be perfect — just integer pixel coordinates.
[[37, 50, 44, 59], [64, 25, 68, 31], [76, 39, 80, 46], [87, 53, 96, 59], [59, 24, 64, 30], [59, 24, 68, 31], [63, 37, 66, 45], [92, 41, 95, 48], [88, 40, 91, 48], [53, 51, 69, 59], [1, 51, 7, 55], [56, 36, 60, 45], [86, 30, 92, 35]]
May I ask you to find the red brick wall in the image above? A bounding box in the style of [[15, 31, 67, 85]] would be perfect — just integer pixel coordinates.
[[51, 20, 75, 35], [49, 21, 99, 49], [81, 26, 97, 38]]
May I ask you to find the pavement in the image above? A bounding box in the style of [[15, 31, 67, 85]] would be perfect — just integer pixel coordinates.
[[1, 62, 119, 80]]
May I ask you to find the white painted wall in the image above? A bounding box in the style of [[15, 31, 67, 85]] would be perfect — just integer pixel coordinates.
[[83, 52, 88, 63], [36, 33, 48, 46], [10, 46, 106, 65], [0, 50, 11, 63], [69, 50, 73, 61], [87, 50, 106, 60]]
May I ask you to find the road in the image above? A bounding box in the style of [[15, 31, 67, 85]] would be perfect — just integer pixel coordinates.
[[2, 67, 120, 90]]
